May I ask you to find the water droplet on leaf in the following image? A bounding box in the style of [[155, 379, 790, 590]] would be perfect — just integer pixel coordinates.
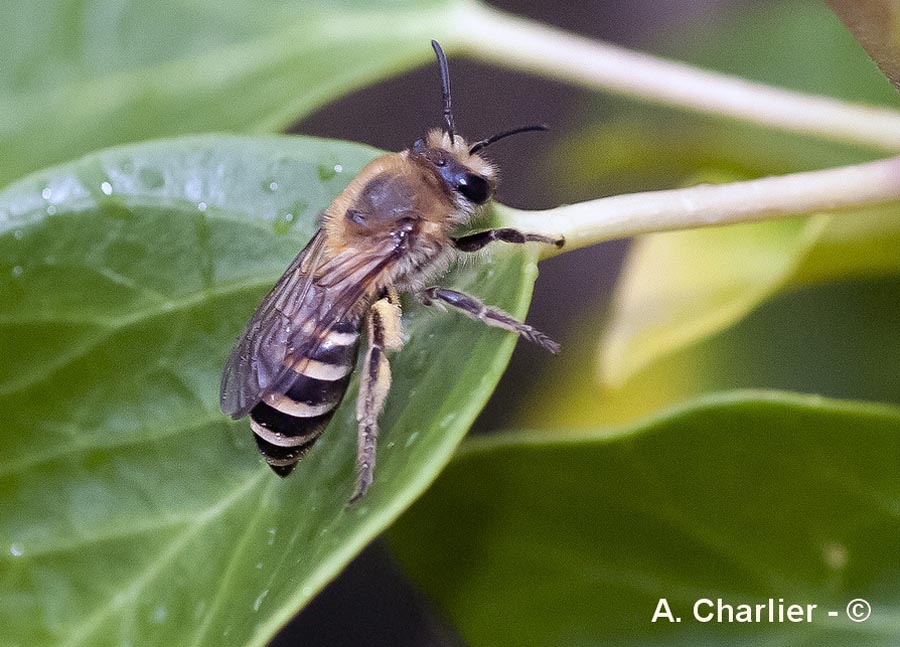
[[273, 212, 296, 235]]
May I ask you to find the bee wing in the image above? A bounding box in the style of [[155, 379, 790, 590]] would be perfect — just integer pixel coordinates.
[[220, 229, 327, 418], [220, 229, 396, 419]]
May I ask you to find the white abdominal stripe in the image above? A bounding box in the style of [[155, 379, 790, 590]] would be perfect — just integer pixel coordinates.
[[294, 357, 353, 380], [249, 321, 361, 476]]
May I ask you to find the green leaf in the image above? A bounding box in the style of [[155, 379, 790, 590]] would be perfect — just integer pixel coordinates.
[[555, 0, 900, 386], [597, 176, 900, 386], [599, 215, 829, 386], [670, 1, 899, 104], [388, 391, 900, 647], [520, 273, 900, 433], [829, 0, 900, 91], [0, 135, 540, 646], [0, 0, 459, 187], [570, 114, 900, 385], [793, 204, 900, 282]]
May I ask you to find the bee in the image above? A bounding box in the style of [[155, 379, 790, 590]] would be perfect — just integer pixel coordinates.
[[220, 41, 563, 502]]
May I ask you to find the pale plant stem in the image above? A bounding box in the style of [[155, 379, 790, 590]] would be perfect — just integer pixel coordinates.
[[458, 4, 900, 152], [499, 156, 900, 256]]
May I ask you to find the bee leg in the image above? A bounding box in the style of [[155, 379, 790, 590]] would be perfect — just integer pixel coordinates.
[[452, 228, 564, 252], [421, 287, 560, 354], [350, 297, 404, 503]]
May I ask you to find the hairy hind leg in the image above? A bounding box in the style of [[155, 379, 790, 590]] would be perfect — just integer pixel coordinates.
[[421, 287, 560, 354], [351, 297, 403, 503]]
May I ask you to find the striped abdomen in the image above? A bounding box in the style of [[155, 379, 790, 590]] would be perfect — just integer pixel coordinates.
[[249, 319, 361, 476]]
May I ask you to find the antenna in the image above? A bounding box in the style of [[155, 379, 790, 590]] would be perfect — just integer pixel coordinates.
[[468, 124, 549, 155], [431, 40, 456, 143]]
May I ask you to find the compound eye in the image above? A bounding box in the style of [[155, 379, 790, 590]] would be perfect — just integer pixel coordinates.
[[456, 173, 491, 204]]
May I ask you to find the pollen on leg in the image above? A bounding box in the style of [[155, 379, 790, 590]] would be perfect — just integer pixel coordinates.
[[370, 298, 404, 351]]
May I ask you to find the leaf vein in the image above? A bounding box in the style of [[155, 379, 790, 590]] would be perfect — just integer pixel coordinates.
[[57, 471, 265, 647], [0, 275, 275, 397], [0, 415, 226, 482]]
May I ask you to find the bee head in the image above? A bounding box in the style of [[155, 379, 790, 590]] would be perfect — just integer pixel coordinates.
[[413, 41, 548, 207], [410, 130, 496, 206]]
